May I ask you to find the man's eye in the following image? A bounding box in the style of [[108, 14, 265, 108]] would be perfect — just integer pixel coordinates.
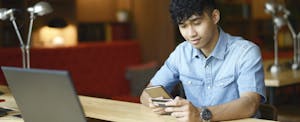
[[193, 21, 201, 25], [179, 24, 187, 28]]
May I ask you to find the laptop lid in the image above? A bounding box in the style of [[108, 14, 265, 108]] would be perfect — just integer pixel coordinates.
[[1, 66, 86, 122]]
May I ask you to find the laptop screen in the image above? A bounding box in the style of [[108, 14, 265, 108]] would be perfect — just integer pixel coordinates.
[[1, 66, 86, 122]]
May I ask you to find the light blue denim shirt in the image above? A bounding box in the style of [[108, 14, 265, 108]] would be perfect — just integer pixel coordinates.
[[151, 29, 266, 108]]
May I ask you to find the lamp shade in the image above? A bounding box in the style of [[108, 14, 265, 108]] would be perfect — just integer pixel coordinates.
[[0, 8, 13, 20], [265, 1, 277, 15], [27, 1, 53, 16]]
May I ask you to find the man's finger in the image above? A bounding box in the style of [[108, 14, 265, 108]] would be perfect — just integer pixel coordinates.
[[149, 102, 160, 108], [165, 106, 184, 112], [171, 111, 186, 117], [165, 97, 187, 106]]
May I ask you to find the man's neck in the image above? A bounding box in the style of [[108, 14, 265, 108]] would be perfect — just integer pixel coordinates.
[[200, 28, 220, 58]]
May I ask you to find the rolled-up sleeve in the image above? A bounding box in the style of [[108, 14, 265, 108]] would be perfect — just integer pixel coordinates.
[[236, 44, 266, 103], [151, 49, 180, 92]]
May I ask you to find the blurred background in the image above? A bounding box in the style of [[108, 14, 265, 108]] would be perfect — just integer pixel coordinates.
[[0, 0, 299, 64], [0, 0, 300, 121]]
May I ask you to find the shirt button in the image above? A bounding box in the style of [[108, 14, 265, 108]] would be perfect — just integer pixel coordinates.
[[188, 81, 192, 84]]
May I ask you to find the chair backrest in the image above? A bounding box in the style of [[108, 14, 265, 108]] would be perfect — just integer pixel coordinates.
[[126, 61, 158, 97], [259, 104, 278, 121]]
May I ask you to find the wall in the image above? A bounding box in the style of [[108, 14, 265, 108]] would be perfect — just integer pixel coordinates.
[[0, 0, 176, 65], [76, 0, 175, 64], [76, 0, 117, 22], [76, 0, 133, 22], [133, 0, 175, 64]]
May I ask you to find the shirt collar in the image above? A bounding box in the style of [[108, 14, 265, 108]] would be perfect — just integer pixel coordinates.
[[210, 28, 228, 60], [191, 28, 228, 60], [192, 47, 202, 59]]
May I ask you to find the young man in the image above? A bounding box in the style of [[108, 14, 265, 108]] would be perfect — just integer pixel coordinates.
[[140, 0, 266, 122]]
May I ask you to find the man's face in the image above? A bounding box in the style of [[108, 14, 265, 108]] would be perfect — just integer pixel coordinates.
[[178, 10, 219, 50]]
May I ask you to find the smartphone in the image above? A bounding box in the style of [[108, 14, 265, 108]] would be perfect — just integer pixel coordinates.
[[151, 98, 173, 107], [145, 85, 173, 108], [145, 86, 174, 109], [144, 85, 173, 99]]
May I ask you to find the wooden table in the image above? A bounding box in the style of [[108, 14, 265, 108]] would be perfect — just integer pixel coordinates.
[[264, 59, 300, 105], [264, 59, 300, 87], [0, 85, 277, 122]]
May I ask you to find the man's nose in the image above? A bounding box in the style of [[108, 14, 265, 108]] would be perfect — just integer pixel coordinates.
[[188, 26, 197, 38]]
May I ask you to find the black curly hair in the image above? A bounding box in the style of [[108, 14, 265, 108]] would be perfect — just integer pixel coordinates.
[[169, 0, 217, 24]]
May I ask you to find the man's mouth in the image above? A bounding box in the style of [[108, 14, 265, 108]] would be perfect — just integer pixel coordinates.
[[190, 39, 200, 45]]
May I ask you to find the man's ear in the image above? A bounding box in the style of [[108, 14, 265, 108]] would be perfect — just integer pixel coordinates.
[[212, 9, 220, 24]]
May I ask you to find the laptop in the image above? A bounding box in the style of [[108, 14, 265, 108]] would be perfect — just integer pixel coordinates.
[[1, 66, 87, 122]]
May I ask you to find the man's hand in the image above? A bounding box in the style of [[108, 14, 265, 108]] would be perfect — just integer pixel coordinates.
[[164, 96, 201, 122], [148, 97, 170, 115]]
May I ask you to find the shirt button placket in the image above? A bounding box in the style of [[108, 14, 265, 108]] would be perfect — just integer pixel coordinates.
[[205, 62, 213, 104]]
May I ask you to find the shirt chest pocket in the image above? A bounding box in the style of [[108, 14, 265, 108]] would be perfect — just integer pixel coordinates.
[[214, 76, 235, 88], [180, 75, 204, 86]]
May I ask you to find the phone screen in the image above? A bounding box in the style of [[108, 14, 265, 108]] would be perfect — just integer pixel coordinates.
[[144, 85, 173, 99]]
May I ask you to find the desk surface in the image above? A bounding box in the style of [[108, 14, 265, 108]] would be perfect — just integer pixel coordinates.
[[264, 59, 300, 87], [0, 85, 277, 122]]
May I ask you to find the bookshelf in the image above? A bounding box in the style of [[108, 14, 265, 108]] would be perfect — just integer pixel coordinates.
[[217, 0, 300, 50], [217, 0, 274, 49], [78, 22, 132, 42]]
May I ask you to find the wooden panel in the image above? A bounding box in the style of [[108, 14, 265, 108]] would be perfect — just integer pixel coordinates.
[[76, 0, 117, 22], [116, 0, 132, 10], [133, 0, 175, 63], [76, 0, 132, 22], [251, 0, 272, 20]]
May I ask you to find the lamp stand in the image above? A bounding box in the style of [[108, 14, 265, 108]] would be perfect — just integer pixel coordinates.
[[0, 1, 53, 69], [24, 12, 36, 69], [8, 11, 37, 69], [288, 21, 300, 70], [269, 25, 281, 73], [9, 13, 29, 68]]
